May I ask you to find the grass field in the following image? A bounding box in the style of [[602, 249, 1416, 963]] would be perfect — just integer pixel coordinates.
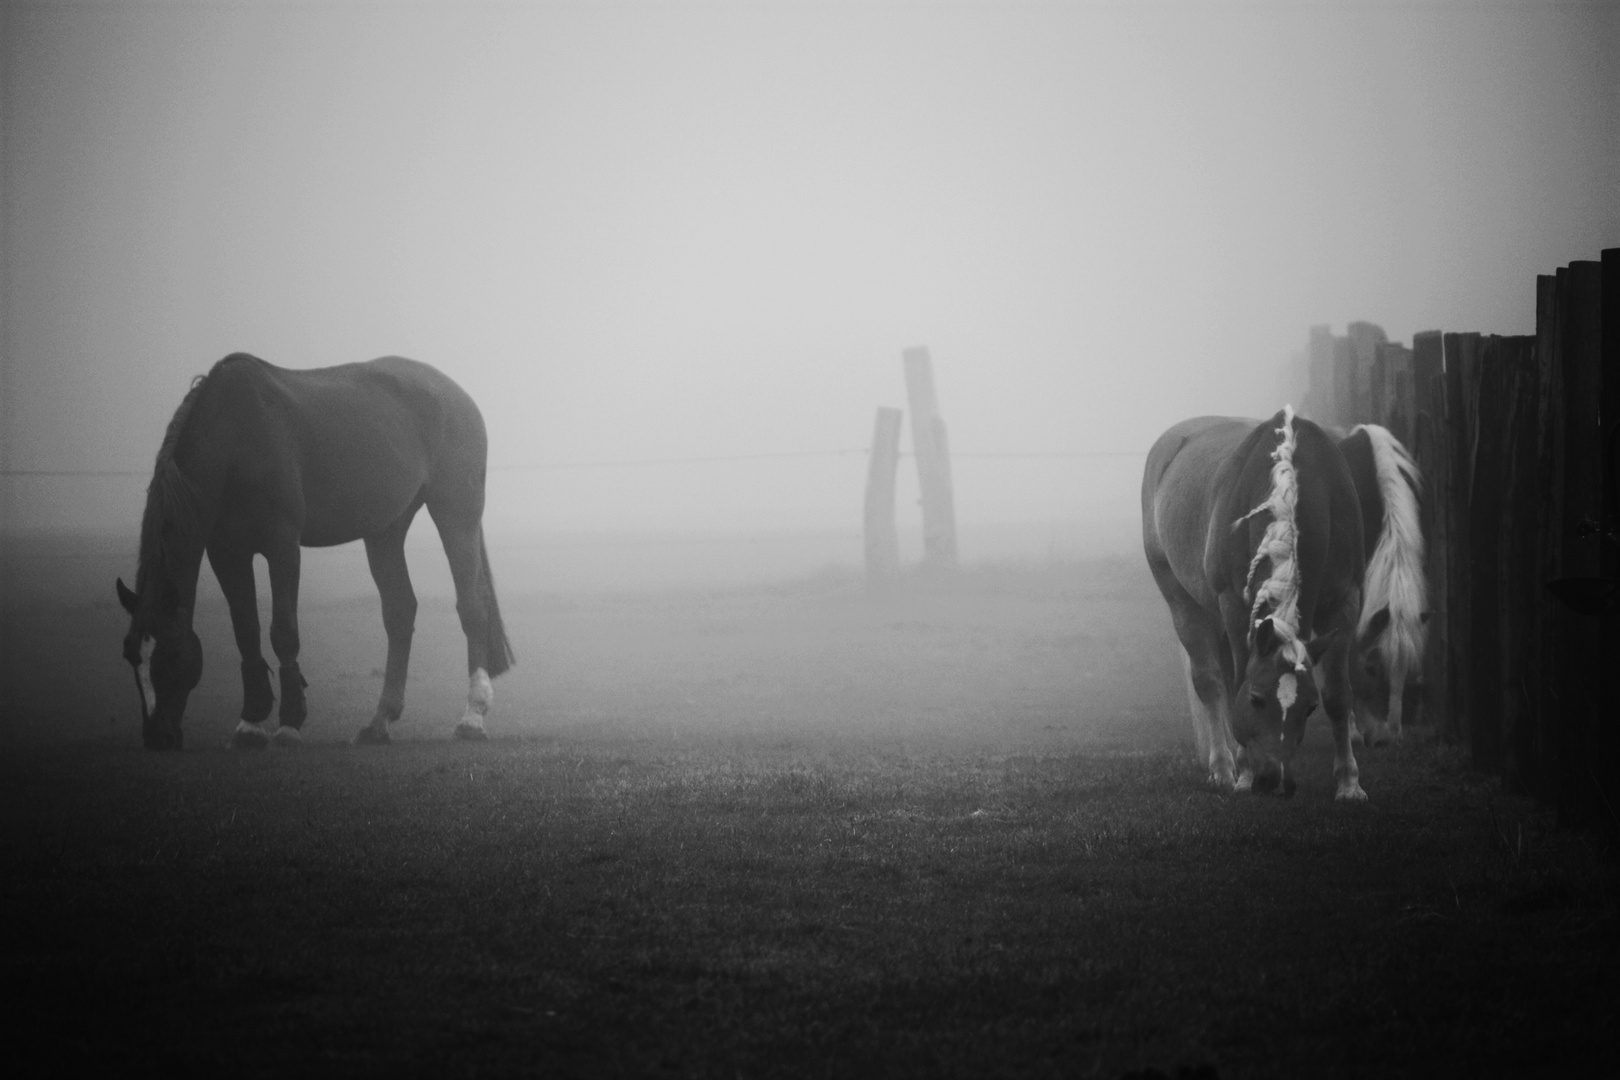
[[2, 534, 1616, 1077]]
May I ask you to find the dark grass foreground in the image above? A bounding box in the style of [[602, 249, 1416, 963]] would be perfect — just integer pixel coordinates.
[[4, 546, 1618, 1076], [3, 732, 1617, 1079]]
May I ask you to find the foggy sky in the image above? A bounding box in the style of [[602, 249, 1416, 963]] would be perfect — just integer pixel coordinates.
[[3, 0, 1616, 537]]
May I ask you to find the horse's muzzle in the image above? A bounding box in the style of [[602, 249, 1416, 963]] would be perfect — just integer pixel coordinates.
[[132, 660, 184, 751]]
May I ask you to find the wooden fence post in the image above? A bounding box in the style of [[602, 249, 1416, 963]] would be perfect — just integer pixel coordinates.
[[1346, 322, 1388, 427], [1600, 249, 1620, 836], [1413, 330, 1446, 734], [1378, 342, 1415, 446], [1557, 262, 1604, 827], [1597, 249, 1620, 837], [902, 347, 958, 569], [1467, 336, 1506, 775], [1306, 325, 1335, 422], [1531, 276, 1562, 803], [1495, 336, 1539, 792], [863, 407, 903, 590], [1442, 332, 1481, 748]]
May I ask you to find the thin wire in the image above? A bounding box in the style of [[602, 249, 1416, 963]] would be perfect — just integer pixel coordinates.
[[1, 448, 1148, 477]]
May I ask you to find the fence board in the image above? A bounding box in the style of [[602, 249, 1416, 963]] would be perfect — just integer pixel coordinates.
[[1496, 337, 1538, 792], [1412, 331, 1447, 735], [1442, 333, 1480, 747], [1466, 336, 1505, 775], [1558, 263, 1603, 828], [1531, 276, 1562, 802]]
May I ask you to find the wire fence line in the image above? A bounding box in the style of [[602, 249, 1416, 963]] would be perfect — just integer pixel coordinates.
[[1, 448, 1149, 478]]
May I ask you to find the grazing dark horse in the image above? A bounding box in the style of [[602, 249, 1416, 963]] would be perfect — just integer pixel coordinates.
[[1142, 407, 1368, 799], [116, 353, 514, 750], [1337, 424, 1427, 747]]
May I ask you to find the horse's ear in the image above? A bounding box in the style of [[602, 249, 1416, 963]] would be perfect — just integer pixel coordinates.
[[1419, 610, 1432, 625], [1254, 617, 1279, 657], [1363, 606, 1391, 640], [116, 578, 138, 615]]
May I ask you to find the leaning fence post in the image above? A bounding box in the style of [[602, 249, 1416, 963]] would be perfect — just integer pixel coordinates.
[[863, 407, 903, 590], [902, 347, 958, 569]]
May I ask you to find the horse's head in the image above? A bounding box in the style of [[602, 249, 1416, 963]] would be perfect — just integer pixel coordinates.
[[1351, 606, 1428, 746], [116, 577, 201, 750], [1351, 606, 1395, 740], [1233, 615, 1325, 772]]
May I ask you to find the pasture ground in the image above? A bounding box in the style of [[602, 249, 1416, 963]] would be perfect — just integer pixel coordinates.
[[2, 533, 1617, 1077]]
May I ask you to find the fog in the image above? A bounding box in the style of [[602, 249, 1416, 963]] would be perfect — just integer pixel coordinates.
[[3, 1, 1616, 565]]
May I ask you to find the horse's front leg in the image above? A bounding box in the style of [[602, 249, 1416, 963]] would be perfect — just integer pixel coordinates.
[[207, 541, 275, 749], [265, 537, 307, 745], [1321, 630, 1366, 801], [354, 521, 418, 746]]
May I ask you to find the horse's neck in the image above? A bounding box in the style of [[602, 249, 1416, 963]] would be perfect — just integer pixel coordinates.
[[145, 449, 224, 614]]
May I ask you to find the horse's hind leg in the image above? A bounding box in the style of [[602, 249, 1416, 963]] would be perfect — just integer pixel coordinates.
[[207, 541, 274, 750], [354, 509, 421, 746], [1149, 562, 1239, 788], [430, 514, 495, 741]]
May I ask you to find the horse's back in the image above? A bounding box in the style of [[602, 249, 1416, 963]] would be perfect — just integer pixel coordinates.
[[199, 354, 489, 545], [1335, 426, 1384, 562], [1142, 416, 1256, 611]]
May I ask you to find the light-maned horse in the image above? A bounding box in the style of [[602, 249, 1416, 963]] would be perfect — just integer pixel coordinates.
[[1337, 423, 1427, 747], [1142, 407, 1368, 800], [116, 353, 514, 750]]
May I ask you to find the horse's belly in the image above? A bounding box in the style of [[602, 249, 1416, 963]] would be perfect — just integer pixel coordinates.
[[299, 478, 424, 546]]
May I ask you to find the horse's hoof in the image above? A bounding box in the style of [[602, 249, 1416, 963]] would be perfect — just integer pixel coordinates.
[[273, 726, 303, 747], [1335, 781, 1368, 802], [454, 721, 489, 742], [353, 724, 391, 746], [231, 722, 269, 751]]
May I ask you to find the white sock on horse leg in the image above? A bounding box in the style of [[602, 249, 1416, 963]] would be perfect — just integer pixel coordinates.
[[457, 667, 493, 732]]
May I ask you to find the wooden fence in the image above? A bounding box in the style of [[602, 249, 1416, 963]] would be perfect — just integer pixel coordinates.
[[1300, 249, 1617, 835]]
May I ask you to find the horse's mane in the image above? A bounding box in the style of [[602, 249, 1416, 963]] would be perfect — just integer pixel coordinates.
[[133, 372, 210, 604], [1237, 406, 1308, 670], [1351, 423, 1427, 668]]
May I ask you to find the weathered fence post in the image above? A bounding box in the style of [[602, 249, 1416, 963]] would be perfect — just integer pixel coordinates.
[[1494, 336, 1539, 791], [1600, 248, 1620, 836], [1379, 342, 1415, 446], [1345, 322, 1388, 427], [1413, 330, 1446, 734], [1532, 275, 1563, 803], [1467, 336, 1507, 774], [1306, 325, 1335, 422], [1442, 332, 1481, 747], [902, 347, 958, 569], [1557, 262, 1604, 828], [863, 407, 903, 590]]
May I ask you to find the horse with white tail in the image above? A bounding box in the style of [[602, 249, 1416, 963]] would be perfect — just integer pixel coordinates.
[[116, 353, 514, 750], [1336, 423, 1428, 747], [1142, 407, 1368, 800]]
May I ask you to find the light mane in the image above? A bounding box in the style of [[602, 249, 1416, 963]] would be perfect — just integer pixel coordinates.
[[1237, 406, 1308, 670], [1352, 423, 1427, 669], [133, 374, 208, 606]]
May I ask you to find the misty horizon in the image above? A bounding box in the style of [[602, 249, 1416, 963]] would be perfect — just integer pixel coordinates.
[[3, 1, 1616, 548]]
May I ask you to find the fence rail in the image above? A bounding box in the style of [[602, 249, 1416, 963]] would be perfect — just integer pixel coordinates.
[[1298, 248, 1618, 835]]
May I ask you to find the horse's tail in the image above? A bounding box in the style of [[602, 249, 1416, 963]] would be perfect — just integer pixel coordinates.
[[1354, 424, 1427, 669], [478, 529, 515, 678]]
